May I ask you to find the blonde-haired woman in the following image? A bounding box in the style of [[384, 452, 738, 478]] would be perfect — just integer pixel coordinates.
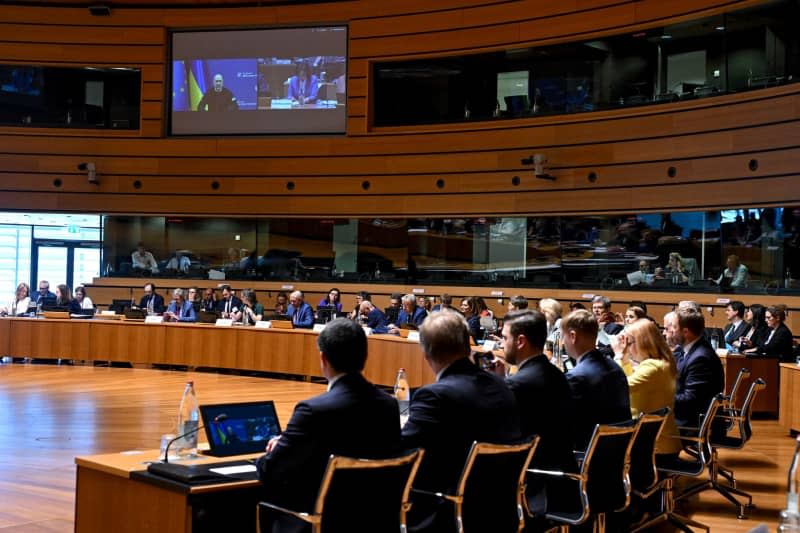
[[1, 283, 31, 316], [538, 298, 562, 342], [616, 319, 681, 457]]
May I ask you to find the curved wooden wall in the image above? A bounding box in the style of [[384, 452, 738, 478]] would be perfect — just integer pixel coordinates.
[[0, 0, 798, 217]]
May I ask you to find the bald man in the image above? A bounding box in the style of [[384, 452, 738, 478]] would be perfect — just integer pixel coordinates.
[[197, 73, 238, 112]]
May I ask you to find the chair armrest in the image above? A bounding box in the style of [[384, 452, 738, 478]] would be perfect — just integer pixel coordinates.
[[676, 425, 699, 433], [411, 488, 460, 504], [528, 468, 583, 482], [259, 501, 315, 524]]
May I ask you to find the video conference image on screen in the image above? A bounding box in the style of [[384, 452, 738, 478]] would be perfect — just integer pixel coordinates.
[[170, 26, 347, 135]]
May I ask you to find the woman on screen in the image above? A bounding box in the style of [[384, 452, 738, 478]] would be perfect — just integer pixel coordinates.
[[287, 61, 319, 105]]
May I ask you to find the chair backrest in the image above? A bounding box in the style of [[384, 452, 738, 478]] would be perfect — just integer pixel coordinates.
[[737, 378, 766, 442], [583, 419, 639, 514], [314, 448, 424, 532], [456, 436, 539, 533], [628, 408, 669, 495], [728, 368, 751, 409], [691, 393, 725, 464]]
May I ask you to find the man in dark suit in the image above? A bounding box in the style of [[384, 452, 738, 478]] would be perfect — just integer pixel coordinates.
[[138, 283, 164, 314], [359, 300, 388, 333], [491, 310, 578, 516], [723, 300, 750, 347], [215, 284, 242, 318], [591, 295, 624, 335], [257, 318, 401, 533], [388, 293, 427, 334], [403, 310, 521, 532], [562, 309, 631, 451], [674, 309, 724, 429]]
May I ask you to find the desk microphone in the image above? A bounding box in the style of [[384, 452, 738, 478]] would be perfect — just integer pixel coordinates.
[[162, 413, 227, 463]]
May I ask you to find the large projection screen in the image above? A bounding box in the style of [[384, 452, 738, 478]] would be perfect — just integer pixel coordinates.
[[170, 26, 347, 135]]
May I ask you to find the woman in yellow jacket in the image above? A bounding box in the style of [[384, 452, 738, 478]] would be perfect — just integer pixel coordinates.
[[616, 319, 682, 457]]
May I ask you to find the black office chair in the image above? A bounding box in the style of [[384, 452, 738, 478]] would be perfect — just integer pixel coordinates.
[[528, 420, 639, 533], [715, 367, 751, 485], [258, 448, 424, 533], [625, 408, 670, 532], [692, 378, 766, 518], [412, 436, 539, 533], [645, 393, 725, 533]]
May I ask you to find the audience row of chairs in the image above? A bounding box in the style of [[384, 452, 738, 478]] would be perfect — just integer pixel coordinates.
[[258, 373, 765, 532]]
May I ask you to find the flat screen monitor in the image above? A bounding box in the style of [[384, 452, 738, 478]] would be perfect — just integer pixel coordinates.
[[170, 26, 347, 135]]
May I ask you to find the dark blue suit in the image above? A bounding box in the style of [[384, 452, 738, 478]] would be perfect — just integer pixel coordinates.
[[216, 295, 243, 315], [396, 306, 427, 327], [566, 349, 631, 451], [258, 373, 401, 532], [286, 302, 314, 329], [365, 308, 388, 333], [674, 337, 724, 428], [138, 293, 165, 314], [33, 291, 56, 305], [402, 357, 521, 532]]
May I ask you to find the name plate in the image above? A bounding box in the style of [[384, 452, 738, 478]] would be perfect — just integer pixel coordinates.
[[716, 298, 731, 304], [280, 284, 295, 291], [215, 318, 233, 327], [362, 326, 373, 336], [489, 290, 504, 297], [482, 340, 497, 351], [144, 315, 163, 324], [255, 321, 271, 329], [407, 331, 420, 342], [412, 288, 425, 294], [581, 293, 595, 299], [312, 323, 326, 333]]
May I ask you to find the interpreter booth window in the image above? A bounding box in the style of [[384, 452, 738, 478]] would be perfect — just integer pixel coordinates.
[[100, 207, 799, 295], [0, 65, 140, 129]]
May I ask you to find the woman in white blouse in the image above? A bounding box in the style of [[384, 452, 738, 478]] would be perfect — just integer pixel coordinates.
[[2, 283, 31, 316], [74, 286, 94, 310]]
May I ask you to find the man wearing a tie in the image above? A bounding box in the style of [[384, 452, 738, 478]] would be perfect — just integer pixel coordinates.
[[138, 283, 165, 315], [216, 284, 242, 319], [286, 290, 314, 329]]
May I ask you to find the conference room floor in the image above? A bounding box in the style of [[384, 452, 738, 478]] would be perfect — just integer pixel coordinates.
[[0, 361, 792, 532]]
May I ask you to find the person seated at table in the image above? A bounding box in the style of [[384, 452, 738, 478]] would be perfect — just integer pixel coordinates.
[[623, 305, 646, 326], [459, 296, 483, 343], [713, 254, 749, 289], [74, 286, 94, 310], [384, 292, 402, 324], [615, 319, 681, 458], [165, 251, 190, 273], [347, 290, 370, 320], [163, 288, 196, 322], [431, 293, 453, 312], [591, 295, 624, 335], [417, 296, 433, 313], [55, 284, 81, 314], [235, 289, 263, 325], [216, 284, 242, 318], [200, 287, 217, 312], [744, 305, 794, 361], [131, 242, 159, 274], [33, 280, 56, 305], [507, 295, 529, 312], [186, 287, 200, 311], [387, 294, 427, 334], [538, 298, 562, 342], [662, 252, 693, 284], [359, 300, 388, 333], [257, 319, 401, 532], [138, 283, 164, 314], [1, 282, 31, 316], [317, 287, 343, 313], [287, 61, 319, 105], [286, 290, 314, 328], [274, 291, 289, 315], [736, 303, 767, 352]]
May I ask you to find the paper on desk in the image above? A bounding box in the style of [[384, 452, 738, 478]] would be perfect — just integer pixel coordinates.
[[209, 464, 257, 475]]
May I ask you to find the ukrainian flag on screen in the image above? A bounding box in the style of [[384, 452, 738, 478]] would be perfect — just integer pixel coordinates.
[[188, 60, 209, 111], [172, 61, 189, 112]]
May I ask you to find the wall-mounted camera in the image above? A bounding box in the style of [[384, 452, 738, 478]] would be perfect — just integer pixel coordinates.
[[521, 153, 555, 180], [78, 162, 98, 184]]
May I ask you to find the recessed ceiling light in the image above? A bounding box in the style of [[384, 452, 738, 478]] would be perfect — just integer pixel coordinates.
[[715, 26, 726, 31]]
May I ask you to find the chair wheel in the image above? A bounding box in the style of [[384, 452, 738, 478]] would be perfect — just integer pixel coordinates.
[[737, 504, 754, 519]]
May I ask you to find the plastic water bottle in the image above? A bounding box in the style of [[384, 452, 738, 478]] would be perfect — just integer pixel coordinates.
[[779, 436, 800, 532], [394, 368, 410, 416], [711, 332, 720, 351], [176, 381, 200, 457]]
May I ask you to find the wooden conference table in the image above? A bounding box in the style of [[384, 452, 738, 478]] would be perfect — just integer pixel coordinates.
[[75, 448, 263, 533], [0, 316, 435, 388]]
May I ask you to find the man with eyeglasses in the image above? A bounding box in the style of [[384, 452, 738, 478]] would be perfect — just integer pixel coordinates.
[[33, 280, 56, 305]]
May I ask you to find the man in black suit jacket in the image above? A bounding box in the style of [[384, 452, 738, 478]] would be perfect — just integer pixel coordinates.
[[723, 300, 750, 346], [215, 284, 243, 318], [257, 319, 401, 533], [402, 310, 521, 533], [562, 309, 631, 451], [491, 310, 578, 516], [674, 309, 724, 429], [137, 283, 164, 314]]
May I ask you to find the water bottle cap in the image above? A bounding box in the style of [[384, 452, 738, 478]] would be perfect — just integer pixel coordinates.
[[186, 380, 194, 386], [399, 368, 405, 372]]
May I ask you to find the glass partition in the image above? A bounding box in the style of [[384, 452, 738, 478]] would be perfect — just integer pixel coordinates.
[[373, 0, 800, 126], [101, 205, 800, 296]]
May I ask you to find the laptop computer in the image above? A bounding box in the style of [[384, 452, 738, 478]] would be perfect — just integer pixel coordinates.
[[197, 310, 219, 324], [200, 401, 282, 457]]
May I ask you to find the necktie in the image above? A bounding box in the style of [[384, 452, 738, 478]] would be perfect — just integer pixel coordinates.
[[674, 346, 685, 368], [226, 299, 231, 314]]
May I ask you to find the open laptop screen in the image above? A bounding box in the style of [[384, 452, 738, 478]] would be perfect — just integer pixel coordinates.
[[200, 401, 281, 457]]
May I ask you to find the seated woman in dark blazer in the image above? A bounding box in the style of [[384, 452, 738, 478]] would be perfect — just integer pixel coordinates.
[[318, 287, 343, 313], [459, 296, 482, 343], [738, 303, 769, 352], [56, 284, 81, 314], [745, 305, 794, 361]]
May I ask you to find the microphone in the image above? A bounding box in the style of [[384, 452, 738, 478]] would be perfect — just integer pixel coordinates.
[[162, 413, 227, 463]]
